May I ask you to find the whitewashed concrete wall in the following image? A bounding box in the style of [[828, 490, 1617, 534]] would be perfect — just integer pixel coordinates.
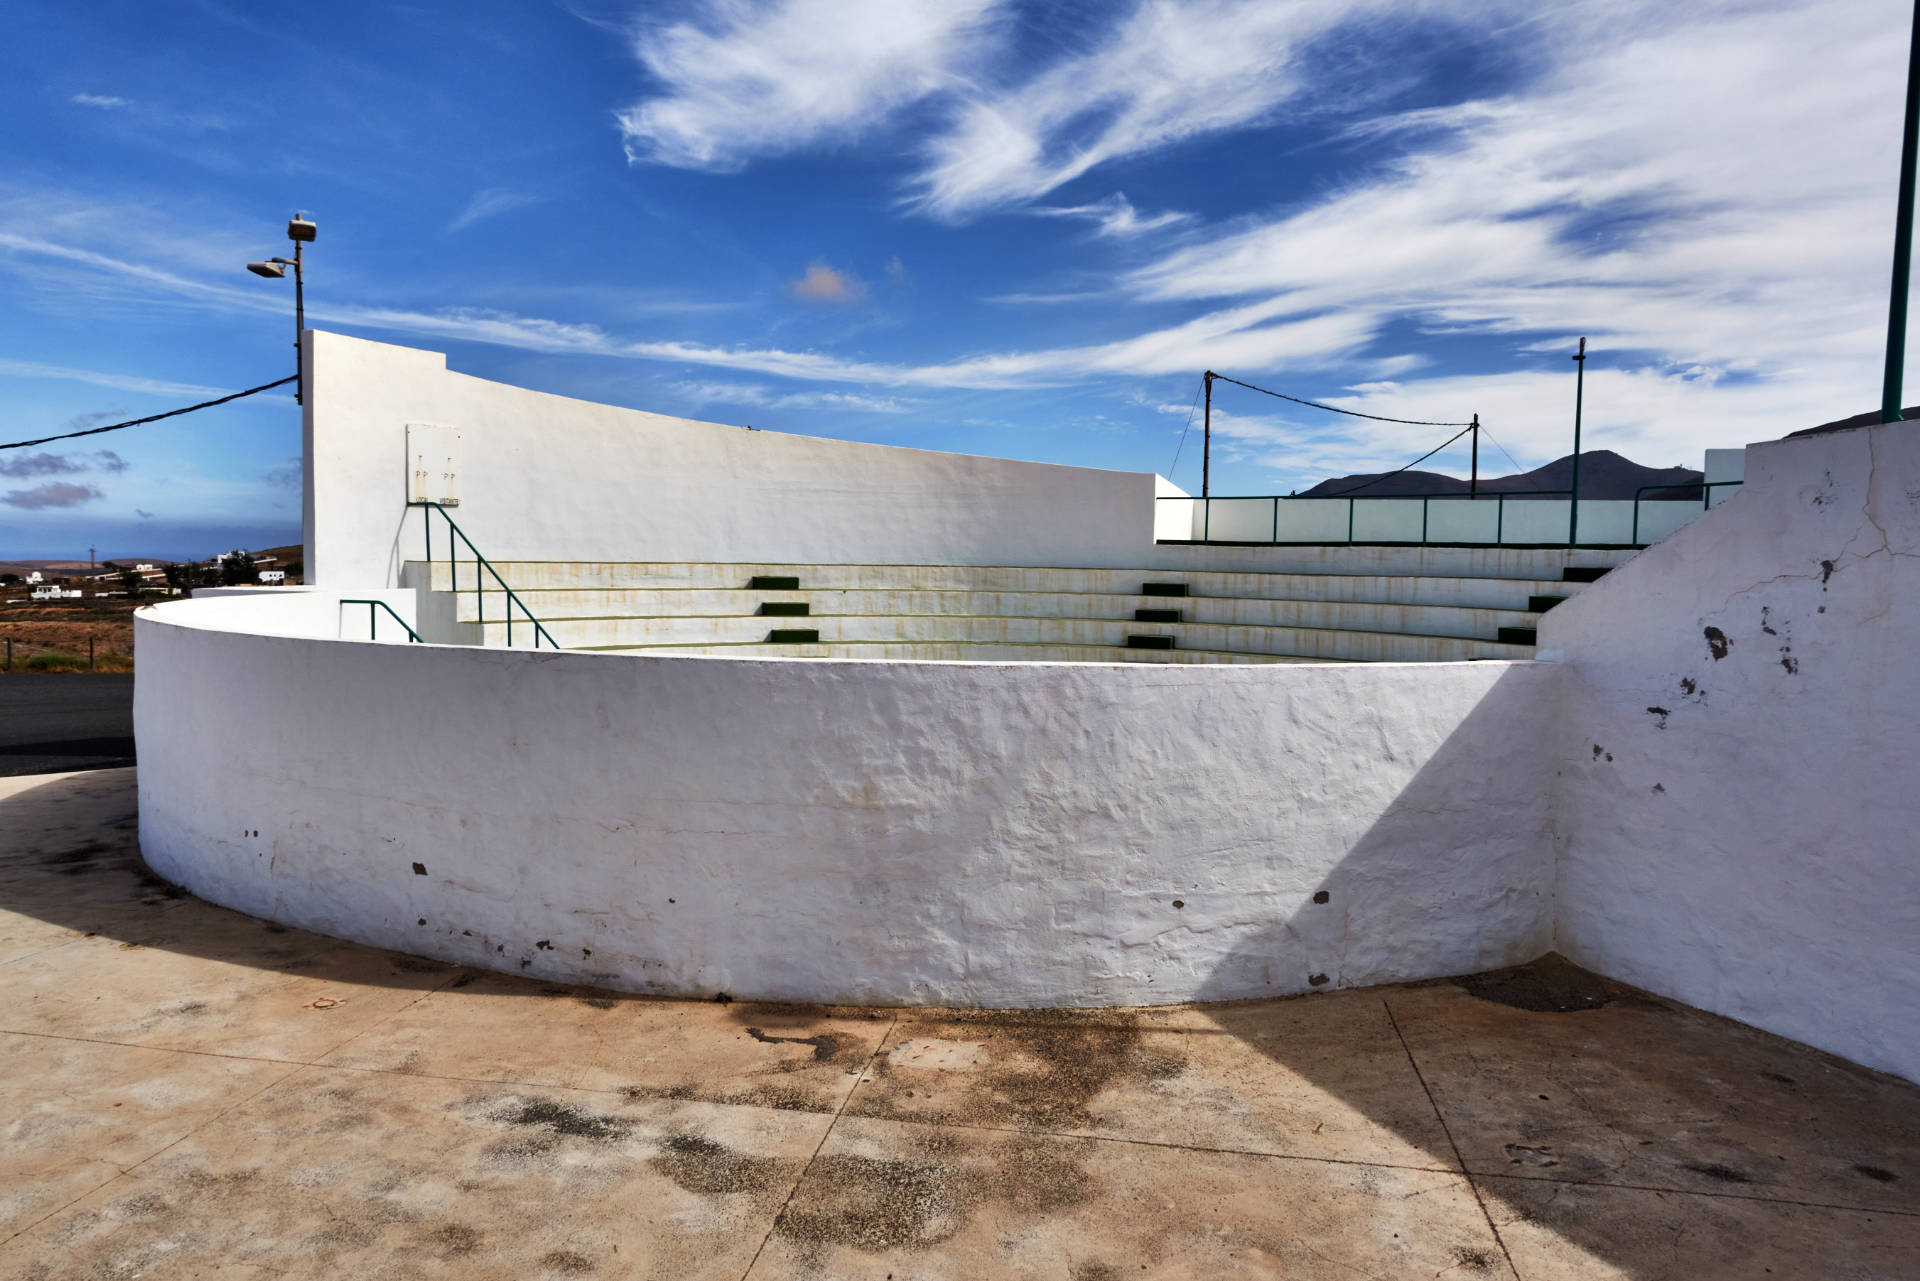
[[1541, 420, 1920, 1082], [181, 586, 418, 642], [303, 331, 1158, 587], [136, 593, 1557, 1008]]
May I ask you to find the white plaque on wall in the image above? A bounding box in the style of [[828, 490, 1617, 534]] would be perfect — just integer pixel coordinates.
[[407, 422, 461, 506]]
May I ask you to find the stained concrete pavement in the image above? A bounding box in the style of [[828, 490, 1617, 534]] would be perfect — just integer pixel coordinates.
[[0, 768, 1915, 1279]]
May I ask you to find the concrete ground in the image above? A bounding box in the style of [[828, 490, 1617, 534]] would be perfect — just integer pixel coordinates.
[[0, 674, 134, 776], [1, 770, 1915, 1281]]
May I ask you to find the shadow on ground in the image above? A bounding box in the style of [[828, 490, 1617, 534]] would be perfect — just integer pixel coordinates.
[[2, 767, 1917, 1279]]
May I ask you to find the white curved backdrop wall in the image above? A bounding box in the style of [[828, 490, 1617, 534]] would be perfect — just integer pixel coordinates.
[[135, 596, 1557, 1007]]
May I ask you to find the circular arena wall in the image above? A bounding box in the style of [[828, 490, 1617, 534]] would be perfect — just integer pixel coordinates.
[[135, 592, 1558, 1007]]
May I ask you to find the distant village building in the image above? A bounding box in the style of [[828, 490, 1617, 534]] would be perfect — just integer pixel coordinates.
[[257, 570, 285, 584]]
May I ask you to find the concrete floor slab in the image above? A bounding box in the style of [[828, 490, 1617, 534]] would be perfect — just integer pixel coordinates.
[[1480, 1175, 1920, 1280], [319, 971, 893, 1112], [749, 1112, 1503, 1279], [1385, 962, 1920, 1214], [2, 768, 1918, 1280], [848, 999, 1457, 1170], [0, 921, 457, 1063], [0, 1031, 296, 1243], [6, 1066, 828, 1281]]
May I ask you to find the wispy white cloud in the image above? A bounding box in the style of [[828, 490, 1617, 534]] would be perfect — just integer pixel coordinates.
[[1030, 193, 1191, 239], [71, 94, 128, 109], [672, 380, 912, 413], [0, 356, 229, 399], [617, 0, 1004, 169], [448, 188, 543, 233], [908, 0, 1415, 220], [1117, 0, 1908, 464], [981, 290, 1109, 305]]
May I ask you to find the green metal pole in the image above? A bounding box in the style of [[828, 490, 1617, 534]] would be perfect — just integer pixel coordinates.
[[1882, 0, 1920, 423], [1570, 336, 1586, 545]]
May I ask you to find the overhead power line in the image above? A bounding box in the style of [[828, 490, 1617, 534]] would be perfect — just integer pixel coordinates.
[[1208, 372, 1472, 427], [1475, 424, 1526, 474], [1166, 374, 1205, 478], [0, 375, 297, 452], [1319, 422, 1478, 497]]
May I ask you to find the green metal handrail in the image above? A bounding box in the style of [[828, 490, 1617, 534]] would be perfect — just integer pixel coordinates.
[[339, 598, 422, 643], [1629, 479, 1744, 545], [408, 502, 561, 650]]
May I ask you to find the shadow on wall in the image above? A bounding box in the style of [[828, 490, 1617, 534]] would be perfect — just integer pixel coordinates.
[[1190, 662, 1556, 1006]]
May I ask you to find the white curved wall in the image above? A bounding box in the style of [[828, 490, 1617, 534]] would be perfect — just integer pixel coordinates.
[[303, 332, 1164, 587], [135, 594, 1557, 1007]]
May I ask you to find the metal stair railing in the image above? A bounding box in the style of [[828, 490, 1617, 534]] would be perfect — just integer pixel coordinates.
[[1630, 479, 1745, 545], [408, 501, 561, 650], [339, 598, 422, 643]]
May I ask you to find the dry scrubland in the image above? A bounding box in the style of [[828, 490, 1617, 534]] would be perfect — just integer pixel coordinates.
[[0, 544, 301, 672], [0, 598, 139, 672]]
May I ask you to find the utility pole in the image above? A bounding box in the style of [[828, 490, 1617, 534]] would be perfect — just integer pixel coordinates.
[[1570, 337, 1587, 546], [1202, 370, 1215, 499], [1883, 0, 1920, 422], [1469, 414, 1480, 498]]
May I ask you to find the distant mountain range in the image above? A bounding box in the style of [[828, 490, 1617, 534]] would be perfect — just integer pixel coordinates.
[[1298, 449, 1703, 501]]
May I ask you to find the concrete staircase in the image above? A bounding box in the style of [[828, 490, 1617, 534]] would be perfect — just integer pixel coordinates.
[[404, 546, 1637, 663]]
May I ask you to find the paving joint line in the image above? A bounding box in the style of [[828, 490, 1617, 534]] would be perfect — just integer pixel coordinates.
[[1472, 1170, 1920, 1218], [0, 967, 469, 1252], [0, 1052, 307, 1253], [846, 1110, 1461, 1176], [1383, 996, 1521, 1281], [0, 1026, 312, 1067], [737, 1009, 899, 1281]]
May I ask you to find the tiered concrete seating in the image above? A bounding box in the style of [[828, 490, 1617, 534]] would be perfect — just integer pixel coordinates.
[[405, 546, 1636, 663]]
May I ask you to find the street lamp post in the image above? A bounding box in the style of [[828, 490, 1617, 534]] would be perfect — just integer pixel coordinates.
[[247, 214, 317, 405]]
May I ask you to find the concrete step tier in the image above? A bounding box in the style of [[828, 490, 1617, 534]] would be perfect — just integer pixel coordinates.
[[481, 612, 1536, 663], [404, 553, 1623, 663], [414, 551, 1632, 594], [585, 641, 1329, 664], [457, 590, 1543, 644], [415, 564, 1594, 613]]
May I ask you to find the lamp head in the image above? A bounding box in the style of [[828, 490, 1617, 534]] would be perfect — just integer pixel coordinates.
[[287, 214, 316, 243], [247, 261, 287, 279]]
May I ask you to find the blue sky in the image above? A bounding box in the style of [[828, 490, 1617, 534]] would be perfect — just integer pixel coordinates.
[[0, 0, 1910, 559]]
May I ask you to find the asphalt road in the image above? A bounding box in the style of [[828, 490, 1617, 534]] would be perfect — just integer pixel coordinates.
[[0, 674, 135, 776]]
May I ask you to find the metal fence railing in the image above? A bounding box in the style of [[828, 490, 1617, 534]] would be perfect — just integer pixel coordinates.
[[1157, 481, 1743, 549], [1629, 480, 1746, 545]]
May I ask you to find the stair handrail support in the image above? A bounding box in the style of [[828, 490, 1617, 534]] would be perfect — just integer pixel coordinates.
[[408, 501, 561, 650]]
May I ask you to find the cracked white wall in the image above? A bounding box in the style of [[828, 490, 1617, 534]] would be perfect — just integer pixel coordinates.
[[1542, 419, 1920, 1082]]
